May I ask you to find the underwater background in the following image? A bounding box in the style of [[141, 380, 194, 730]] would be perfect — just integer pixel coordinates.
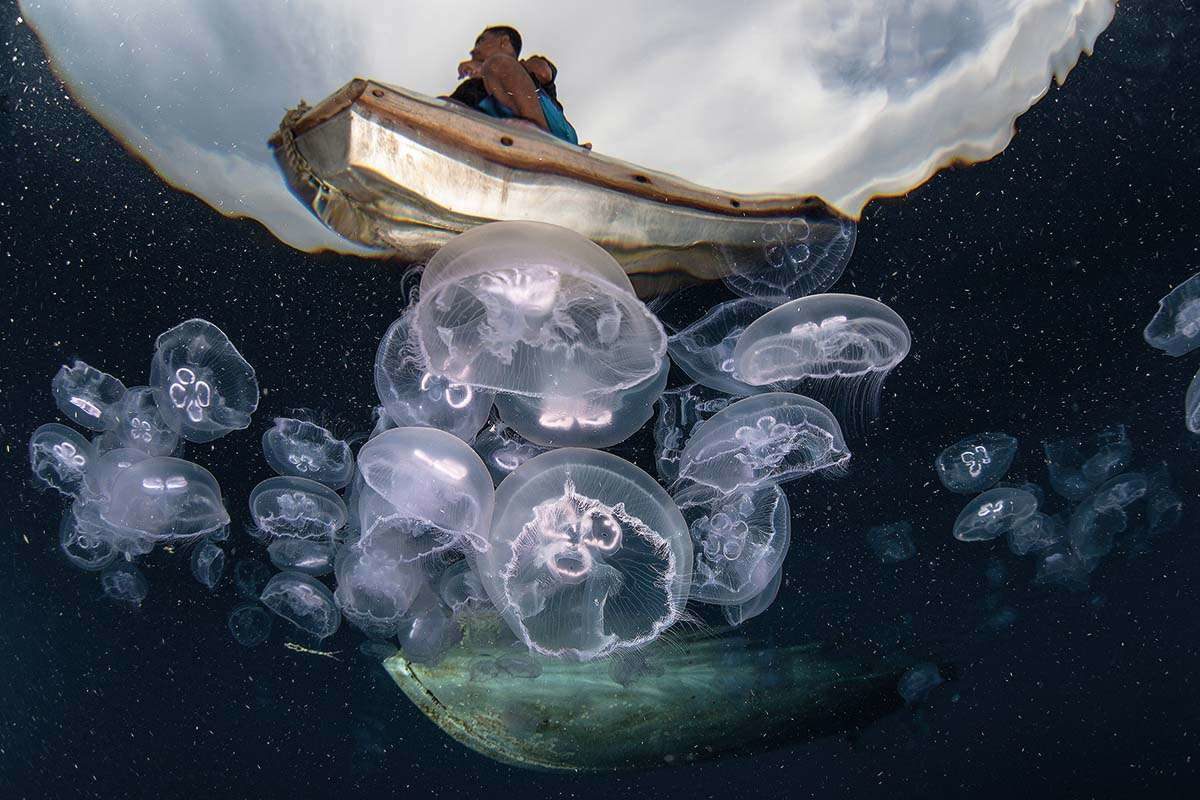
[[2, 2, 1198, 798]]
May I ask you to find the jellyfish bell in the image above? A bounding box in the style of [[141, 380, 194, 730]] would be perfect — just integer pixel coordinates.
[[474, 448, 691, 662], [717, 214, 857, 306], [81, 447, 150, 505], [471, 418, 551, 487], [260, 571, 341, 640], [261, 417, 355, 489], [952, 487, 1039, 542], [732, 294, 911, 426], [934, 432, 1019, 494], [111, 386, 181, 456], [100, 456, 231, 543], [59, 502, 120, 572], [1144, 272, 1200, 356], [666, 298, 781, 396], [29, 422, 95, 497], [248, 476, 348, 542], [51, 360, 127, 431]]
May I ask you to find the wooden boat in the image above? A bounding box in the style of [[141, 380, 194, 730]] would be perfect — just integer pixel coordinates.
[[271, 79, 842, 296]]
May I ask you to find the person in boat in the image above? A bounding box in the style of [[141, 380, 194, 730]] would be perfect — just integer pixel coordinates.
[[446, 25, 580, 146]]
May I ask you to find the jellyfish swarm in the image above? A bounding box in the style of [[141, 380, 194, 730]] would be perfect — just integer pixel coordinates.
[[375, 309, 495, 444], [666, 298, 776, 396], [413, 222, 667, 447], [149, 318, 259, 443], [474, 448, 692, 661], [260, 571, 341, 639], [261, 417, 355, 489], [934, 433, 1019, 494], [29, 423, 95, 497], [51, 360, 127, 431], [732, 293, 910, 426], [952, 487, 1039, 542], [719, 214, 857, 306], [249, 476, 347, 541], [110, 386, 181, 455], [675, 393, 850, 502], [1144, 272, 1200, 356]]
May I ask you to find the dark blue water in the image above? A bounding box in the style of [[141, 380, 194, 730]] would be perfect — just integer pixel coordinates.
[[2, 3, 1198, 797]]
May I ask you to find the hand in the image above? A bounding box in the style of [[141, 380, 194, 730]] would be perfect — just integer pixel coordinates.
[[458, 59, 482, 79]]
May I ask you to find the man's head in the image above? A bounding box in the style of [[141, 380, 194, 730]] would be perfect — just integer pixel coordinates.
[[471, 26, 522, 62], [523, 55, 557, 86]]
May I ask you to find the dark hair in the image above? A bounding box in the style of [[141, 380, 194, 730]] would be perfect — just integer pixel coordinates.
[[481, 25, 522, 56]]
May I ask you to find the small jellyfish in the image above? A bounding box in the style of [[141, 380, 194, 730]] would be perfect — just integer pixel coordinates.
[[897, 662, 944, 706], [51, 360, 127, 431], [1007, 512, 1062, 556], [666, 298, 776, 396], [29, 423, 95, 497], [397, 588, 462, 666], [374, 309, 496, 443], [474, 448, 692, 661], [59, 502, 119, 572], [722, 560, 784, 627], [261, 417, 355, 489], [81, 447, 149, 505], [934, 433, 1019, 494], [234, 559, 273, 601], [227, 603, 273, 647], [718, 213, 856, 305], [260, 571, 340, 640], [1043, 425, 1132, 502], [190, 540, 225, 590], [101, 457, 230, 542], [1143, 272, 1200, 356], [1187, 366, 1200, 434], [731, 293, 910, 423], [675, 392, 850, 501], [268, 538, 334, 576], [952, 487, 1038, 542], [110, 386, 181, 456], [866, 521, 916, 563], [1066, 473, 1148, 566], [333, 522, 427, 639], [472, 418, 551, 486], [1034, 547, 1091, 592], [101, 562, 149, 606], [1143, 463, 1183, 540], [652, 385, 729, 484], [149, 318, 259, 443], [676, 483, 792, 606], [248, 476, 348, 541], [436, 560, 491, 617]]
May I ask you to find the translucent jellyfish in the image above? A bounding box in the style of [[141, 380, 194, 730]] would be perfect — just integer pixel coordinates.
[[1067, 473, 1148, 565], [190, 541, 225, 589], [1144, 272, 1200, 356], [436, 560, 491, 617], [1035, 547, 1090, 592], [652, 385, 729, 484], [261, 417, 354, 489], [332, 517, 427, 639], [233, 559, 273, 601], [1007, 512, 1062, 556], [248, 476, 347, 541], [110, 386, 181, 456], [59, 503, 119, 572], [952, 487, 1039, 542], [374, 310, 496, 443], [413, 222, 667, 401], [355, 427, 494, 550], [719, 214, 857, 305], [472, 419, 551, 487], [101, 457, 230, 542], [675, 483, 792, 606], [897, 663, 944, 706], [722, 560, 784, 627], [268, 538, 334, 576], [101, 562, 149, 606], [29, 423, 94, 496], [866, 521, 916, 563], [1043, 425, 1133, 501], [474, 448, 692, 661], [397, 587, 462, 666], [228, 603, 273, 648], [1187, 366, 1200, 434], [51, 360, 127, 431], [493, 359, 668, 448], [934, 433, 1018, 494], [149, 318, 259, 443], [731, 294, 911, 422], [260, 571, 340, 639], [666, 299, 776, 396], [81, 448, 149, 505], [675, 393, 850, 501]]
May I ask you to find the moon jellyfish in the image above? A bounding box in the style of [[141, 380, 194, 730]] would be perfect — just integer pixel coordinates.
[[675, 483, 791, 606], [1144, 272, 1200, 356], [397, 587, 462, 666], [413, 222, 667, 401], [149, 318, 259, 443], [666, 299, 775, 396], [59, 503, 119, 572], [866, 521, 916, 563], [101, 457, 230, 542], [355, 427, 494, 551], [472, 419, 551, 487], [190, 541, 226, 590], [1187, 366, 1200, 434], [952, 487, 1039, 542], [375, 310, 495, 443], [731, 294, 910, 422], [228, 603, 273, 648], [1043, 425, 1133, 501], [101, 562, 149, 606], [1035, 547, 1091, 592], [474, 448, 692, 661], [234, 559, 273, 601], [29, 423, 94, 496], [437, 560, 491, 617], [261, 417, 354, 489], [719, 215, 857, 305], [1007, 512, 1062, 556], [934, 433, 1019, 494], [110, 386, 181, 456], [722, 559, 784, 627], [897, 663, 944, 706], [1067, 473, 1148, 566], [260, 571, 340, 640], [268, 538, 334, 576], [51, 360, 127, 431], [249, 476, 347, 541], [675, 393, 850, 501], [652, 385, 730, 484], [333, 515, 427, 639], [493, 360, 668, 448]]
